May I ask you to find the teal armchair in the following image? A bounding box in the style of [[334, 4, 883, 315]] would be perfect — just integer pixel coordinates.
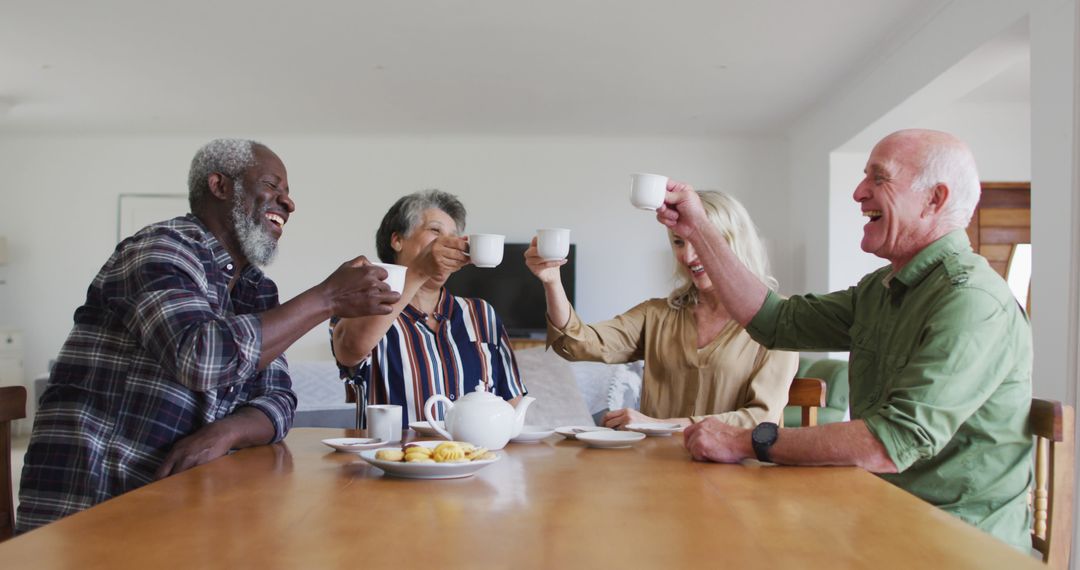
[[783, 356, 849, 427]]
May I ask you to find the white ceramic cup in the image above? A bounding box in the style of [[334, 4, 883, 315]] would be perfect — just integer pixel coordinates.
[[629, 173, 669, 211], [367, 404, 403, 443], [372, 262, 407, 294], [468, 234, 505, 268], [537, 228, 571, 261]]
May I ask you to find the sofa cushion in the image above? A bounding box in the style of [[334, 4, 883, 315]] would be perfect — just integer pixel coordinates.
[[514, 347, 594, 428], [289, 360, 354, 428]]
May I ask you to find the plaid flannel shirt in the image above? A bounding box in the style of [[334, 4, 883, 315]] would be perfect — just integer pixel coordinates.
[[16, 214, 296, 533]]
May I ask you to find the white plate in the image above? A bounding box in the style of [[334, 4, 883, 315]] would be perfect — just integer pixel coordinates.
[[576, 431, 646, 449], [409, 420, 445, 437], [510, 425, 556, 443], [321, 437, 388, 453], [359, 441, 500, 479], [554, 425, 613, 440], [624, 422, 684, 437]]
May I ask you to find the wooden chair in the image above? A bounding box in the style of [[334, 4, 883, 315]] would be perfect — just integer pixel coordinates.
[[1031, 398, 1074, 568], [1, 385, 27, 542], [783, 377, 826, 428]]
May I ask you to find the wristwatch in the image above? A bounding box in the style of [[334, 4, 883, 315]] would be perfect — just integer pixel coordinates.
[[751, 422, 779, 462]]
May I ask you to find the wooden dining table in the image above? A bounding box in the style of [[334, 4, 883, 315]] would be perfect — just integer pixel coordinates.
[[1, 427, 1042, 569]]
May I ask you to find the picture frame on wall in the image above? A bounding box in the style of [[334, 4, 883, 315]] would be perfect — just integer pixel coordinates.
[[117, 194, 188, 242]]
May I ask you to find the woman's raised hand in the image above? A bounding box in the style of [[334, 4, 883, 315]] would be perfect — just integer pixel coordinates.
[[412, 235, 470, 284], [524, 236, 567, 285]]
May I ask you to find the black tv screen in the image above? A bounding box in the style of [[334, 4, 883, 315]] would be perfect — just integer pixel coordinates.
[[445, 243, 575, 338]]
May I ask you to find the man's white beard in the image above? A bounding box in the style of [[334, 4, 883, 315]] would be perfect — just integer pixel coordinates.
[[231, 181, 278, 268]]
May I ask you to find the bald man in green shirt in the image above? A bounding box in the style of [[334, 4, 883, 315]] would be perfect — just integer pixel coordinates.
[[666, 129, 1032, 551]]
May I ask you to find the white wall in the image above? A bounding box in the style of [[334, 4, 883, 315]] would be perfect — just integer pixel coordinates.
[[789, 0, 1033, 294], [0, 133, 788, 420], [1030, 0, 1078, 405]]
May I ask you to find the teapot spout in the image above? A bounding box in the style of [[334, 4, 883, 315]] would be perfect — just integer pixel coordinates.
[[510, 396, 536, 437]]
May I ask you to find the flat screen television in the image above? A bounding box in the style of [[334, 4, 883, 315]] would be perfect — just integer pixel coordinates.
[[445, 243, 575, 338]]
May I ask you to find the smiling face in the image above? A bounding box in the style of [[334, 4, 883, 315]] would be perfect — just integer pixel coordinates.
[[391, 207, 459, 281], [853, 133, 944, 268], [670, 232, 713, 292], [230, 145, 293, 267]]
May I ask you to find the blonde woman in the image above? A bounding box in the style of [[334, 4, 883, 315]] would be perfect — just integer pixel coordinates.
[[525, 190, 797, 429]]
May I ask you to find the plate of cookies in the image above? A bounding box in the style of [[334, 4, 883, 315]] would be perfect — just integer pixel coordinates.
[[359, 441, 500, 479]]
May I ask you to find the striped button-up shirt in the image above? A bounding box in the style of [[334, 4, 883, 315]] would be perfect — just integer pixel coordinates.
[[17, 214, 296, 533], [330, 289, 525, 427]]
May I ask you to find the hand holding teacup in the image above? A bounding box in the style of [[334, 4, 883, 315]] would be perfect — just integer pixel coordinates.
[[524, 235, 568, 285], [655, 179, 708, 239], [410, 235, 469, 284]]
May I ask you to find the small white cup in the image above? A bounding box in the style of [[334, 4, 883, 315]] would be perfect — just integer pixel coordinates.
[[537, 228, 571, 261], [629, 173, 669, 211], [372, 262, 407, 294], [468, 234, 505, 268], [367, 404, 403, 443]]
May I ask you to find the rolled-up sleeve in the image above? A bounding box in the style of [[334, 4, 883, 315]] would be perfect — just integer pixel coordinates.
[[861, 289, 1019, 472], [240, 353, 297, 443]]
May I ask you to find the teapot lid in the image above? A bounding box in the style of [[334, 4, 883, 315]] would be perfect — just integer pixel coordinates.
[[462, 380, 499, 400]]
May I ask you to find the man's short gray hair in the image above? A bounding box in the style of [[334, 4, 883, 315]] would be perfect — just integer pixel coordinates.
[[910, 140, 981, 231], [187, 139, 260, 211], [375, 189, 467, 263]]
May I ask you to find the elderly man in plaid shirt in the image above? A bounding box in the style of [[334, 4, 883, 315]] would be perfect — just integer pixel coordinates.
[[16, 139, 400, 532]]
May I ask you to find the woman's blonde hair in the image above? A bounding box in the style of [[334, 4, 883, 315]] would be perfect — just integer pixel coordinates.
[[668, 190, 778, 309]]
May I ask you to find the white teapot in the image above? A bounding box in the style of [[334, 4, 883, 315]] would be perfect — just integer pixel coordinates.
[[423, 384, 534, 450]]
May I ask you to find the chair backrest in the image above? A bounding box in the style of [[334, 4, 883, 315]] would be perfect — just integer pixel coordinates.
[[0, 386, 27, 542], [784, 377, 826, 428], [1031, 398, 1075, 568]]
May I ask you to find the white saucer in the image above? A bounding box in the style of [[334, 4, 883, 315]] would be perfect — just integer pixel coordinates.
[[359, 441, 500, 479], [510, 425, 556, 443], [554, 425, 613, 440], [624, 422, 684, 437], [409, 420, 445, 437], [576, 431, 646, 449], [321, 437, 388, 453]]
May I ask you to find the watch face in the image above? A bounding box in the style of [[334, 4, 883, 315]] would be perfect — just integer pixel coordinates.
[[752, 422, 778, 445]]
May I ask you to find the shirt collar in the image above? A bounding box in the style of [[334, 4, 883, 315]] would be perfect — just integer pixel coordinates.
[[185, 213, 264, 281], [401, 288, 453, 323], [890, 229, 970, 289]]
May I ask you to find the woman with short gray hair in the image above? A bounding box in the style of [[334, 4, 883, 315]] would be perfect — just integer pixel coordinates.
[[330, 190, 526, 429]]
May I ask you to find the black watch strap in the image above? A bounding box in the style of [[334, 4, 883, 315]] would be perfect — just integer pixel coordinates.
[[751, 422, 779, 462]]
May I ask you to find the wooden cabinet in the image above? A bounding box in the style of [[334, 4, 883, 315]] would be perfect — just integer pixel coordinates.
[[966, 182, 1030, 278], [509, 338, 546, 351]]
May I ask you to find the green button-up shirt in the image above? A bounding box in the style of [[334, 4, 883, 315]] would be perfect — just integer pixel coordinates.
[[747, 230, 1033, 550]]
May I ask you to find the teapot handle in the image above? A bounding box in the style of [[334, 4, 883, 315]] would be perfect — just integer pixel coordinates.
[[423, 395, 454, 441]]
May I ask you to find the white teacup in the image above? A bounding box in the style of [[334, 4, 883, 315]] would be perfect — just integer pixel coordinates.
[[537, 228, 571, 261], [468, 234, 505, 268], [372, 262, 407, 294], [367, 404, 402, 443], [629, 173, 668, 211]]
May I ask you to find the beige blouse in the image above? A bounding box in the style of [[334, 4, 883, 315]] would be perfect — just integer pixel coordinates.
[[547, 299, 798, 428]]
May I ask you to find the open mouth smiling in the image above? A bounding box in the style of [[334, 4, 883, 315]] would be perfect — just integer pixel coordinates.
[[863, 210, 883, 223], [265, 212, 286, 233]]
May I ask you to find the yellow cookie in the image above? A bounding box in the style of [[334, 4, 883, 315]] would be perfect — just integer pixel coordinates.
[[375, 449, 405, 462], [404, 455, 435, 463], [433, 443, 466, 463]]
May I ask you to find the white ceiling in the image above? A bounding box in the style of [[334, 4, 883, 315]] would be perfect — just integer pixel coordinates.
[[0, 0, 1023, 136]]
